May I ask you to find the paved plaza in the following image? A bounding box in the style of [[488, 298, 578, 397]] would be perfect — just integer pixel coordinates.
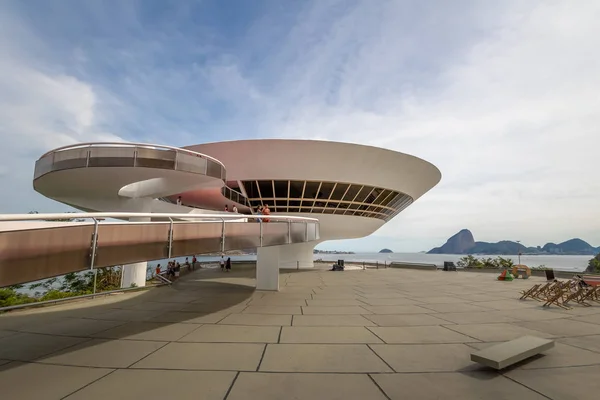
[[1, 266, 600, 399]]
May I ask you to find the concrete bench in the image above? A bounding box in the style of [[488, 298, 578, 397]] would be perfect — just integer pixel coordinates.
[[470, 336, 554, 370]]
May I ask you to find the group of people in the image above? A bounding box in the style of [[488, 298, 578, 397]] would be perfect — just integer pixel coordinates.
[[155, 256, 198, 280], [220, 255, 232, 272], [255, 204, 270, 222]]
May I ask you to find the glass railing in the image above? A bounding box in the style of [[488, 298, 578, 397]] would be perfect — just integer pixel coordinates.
[[34, 142, 226, 181]]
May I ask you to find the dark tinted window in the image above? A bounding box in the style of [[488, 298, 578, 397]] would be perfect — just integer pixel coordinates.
[[330, 183, 349, 200], [318, 182, 335, 200], [243, 181, 260, 198], [273, 180, 289, 198], [289, 181, 305, 198], [303, 182, 321, 199], [257, 180, 273, 198], [342, 185, 362, 202], [354, 186, 374, 203]]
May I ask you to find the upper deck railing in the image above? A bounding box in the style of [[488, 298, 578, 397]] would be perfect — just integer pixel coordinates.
[[34, 142, 227, 181]]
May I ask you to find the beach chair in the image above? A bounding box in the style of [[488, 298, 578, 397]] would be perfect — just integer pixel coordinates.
[[581, 286, 600, 303], [532, 282, 554, 301], [563, 288, 591, 307], [542, 286, 571, 310], [520, 284, 541, 300]]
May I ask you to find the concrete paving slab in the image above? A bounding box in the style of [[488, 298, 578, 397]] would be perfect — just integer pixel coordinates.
[[417, 296, 470, 304], [92, 321, 200, 341], [259, 344, 392, 372], [0, 330, 17, 339], [126, 301, 189, 311], [365, 314, 451, 326], [434, 311, 517, 324], [420, 303, 491, 313], [506, 365, 600, 400], [64, 369, 236, 400], [248, 298, 307, 306], [455, 294, 501, 302], [0, 332, 90, 361], [280, 327, 383, 343], [305, 299, 365, 306], [84, 309, 165, 322], [516, 319, 600, 337], [132, 342, 265, 371], [475, 300, 539, 310], [368, 326, 477, 344], [512, 342, 600, 369], [179, 303, 248, 313], [218, 313, 292, 326], [312, 293, 359, 299], [227, 372, 388, 400], [17, 317, 127, 337], [179, 324, 280, 343], [568, 313, 600, 325], [243, 306, 302, 315], [373, 371, 546, 399], [560, 334, 600, 353], [358, 297, 424, 306], [494, 308, 567, 322], [149, 311, 229, 324], [292, 315, 376, 326], [301, 306, 370, 315], [445, 323, 553, 342], [370, 343, 475, 372], [38, 338, 166, 368], [0, 362, 113, 399], [360, 305, 432, 314]]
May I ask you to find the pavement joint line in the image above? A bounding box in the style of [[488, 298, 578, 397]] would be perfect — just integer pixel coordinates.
[[364, 343, 396, 373], [364, 326, 388, 344], [255, 344, 268, 372], [58, 368, 117, 400], [222, 371, 240, 400], [277, 326, 283, 343], [501, 373, 554, 399], [367, 373, 392, 400], [125, 340, 170, 368]]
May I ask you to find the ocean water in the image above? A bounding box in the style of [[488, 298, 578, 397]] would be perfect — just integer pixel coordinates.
[[154, 253, 593, 273]]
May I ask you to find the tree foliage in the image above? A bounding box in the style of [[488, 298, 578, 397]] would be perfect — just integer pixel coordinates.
[[1, 267, 123, 309]]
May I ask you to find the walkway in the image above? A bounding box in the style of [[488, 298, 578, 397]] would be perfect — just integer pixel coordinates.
[[1, 267, 600, 399]]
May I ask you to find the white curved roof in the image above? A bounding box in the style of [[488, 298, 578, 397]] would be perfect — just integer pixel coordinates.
[[185, 139, 441, 200]]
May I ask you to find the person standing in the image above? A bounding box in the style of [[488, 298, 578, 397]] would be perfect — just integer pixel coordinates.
[[155, 264, 161, 277], [226, 257, 231, 272], [176, 196, 182, 205], [262, 204, 271, 223], [192, 255, 197, 270], [220, 255, 225, 271], [232, 204, 238, 213], [224, 205, 229, 212]]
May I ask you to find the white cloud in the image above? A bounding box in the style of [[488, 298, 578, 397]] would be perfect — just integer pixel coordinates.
[[1, 0, 599, 251], [242, 0, 600, 250]]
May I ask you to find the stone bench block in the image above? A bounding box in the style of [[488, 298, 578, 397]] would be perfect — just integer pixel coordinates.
[[470, 336, 555, 370]]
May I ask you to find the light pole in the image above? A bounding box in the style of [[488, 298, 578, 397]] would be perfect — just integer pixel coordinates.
[[516, 240, 522, 265]]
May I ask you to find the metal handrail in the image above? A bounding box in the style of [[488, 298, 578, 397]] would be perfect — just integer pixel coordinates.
[[38, 142, 226, 169], [0, 212, 319, 223]]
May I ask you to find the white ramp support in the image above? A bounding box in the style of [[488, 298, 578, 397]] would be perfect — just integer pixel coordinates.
[[256, 246, 280, 291], [470, 336, 554, 370]]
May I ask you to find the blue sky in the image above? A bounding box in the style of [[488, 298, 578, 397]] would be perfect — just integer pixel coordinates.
[[1, 0, 599, 252]]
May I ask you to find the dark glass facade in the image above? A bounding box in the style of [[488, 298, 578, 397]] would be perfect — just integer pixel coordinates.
[[239, 180, 413, 221]]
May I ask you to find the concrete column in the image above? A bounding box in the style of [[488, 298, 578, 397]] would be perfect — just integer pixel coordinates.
[[121, 216, 150, 288], [256, 246, 280, 291], [276, 241, 316, 269]]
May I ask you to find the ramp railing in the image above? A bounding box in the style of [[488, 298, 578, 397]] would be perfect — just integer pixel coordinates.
[[0, 212, 320, 287]]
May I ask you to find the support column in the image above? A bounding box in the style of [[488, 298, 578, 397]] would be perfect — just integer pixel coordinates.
[[121, 216, 150, 288], [256, 246, 280, 291]]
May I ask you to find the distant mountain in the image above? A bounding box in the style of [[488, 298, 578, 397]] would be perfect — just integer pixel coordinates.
[[428, 230, 599, 255], [379, 248, 393, 253]]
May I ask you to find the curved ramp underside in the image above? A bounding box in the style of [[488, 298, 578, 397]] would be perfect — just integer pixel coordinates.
[[0, 217, 319, 287]]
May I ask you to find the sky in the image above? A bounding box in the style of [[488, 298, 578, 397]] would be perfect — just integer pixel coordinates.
[[0, 0, 599, 253]]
